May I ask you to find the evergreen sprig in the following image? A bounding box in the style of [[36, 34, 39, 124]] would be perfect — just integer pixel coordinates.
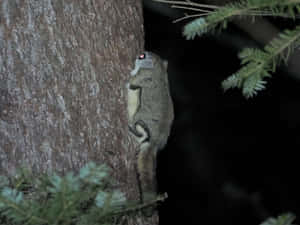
[[185, 0, 300, 38], [153, 0, 300, 98], [0, 163, 165, 225], [222, 26, 300, 98], [155, 0, 300, 39], [260, 213, 296, 225]]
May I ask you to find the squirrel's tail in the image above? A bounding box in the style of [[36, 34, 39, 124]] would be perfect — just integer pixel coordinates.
[[136, 142, 158, 203]]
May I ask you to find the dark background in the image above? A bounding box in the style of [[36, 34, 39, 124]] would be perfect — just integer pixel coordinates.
[[142, 3, 300, 225]]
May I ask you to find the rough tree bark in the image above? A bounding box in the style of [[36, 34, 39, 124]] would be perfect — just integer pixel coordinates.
[[0, 0, 157, 224]]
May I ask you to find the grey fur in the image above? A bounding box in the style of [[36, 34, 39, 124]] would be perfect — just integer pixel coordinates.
[[127, 52, 174, 202]]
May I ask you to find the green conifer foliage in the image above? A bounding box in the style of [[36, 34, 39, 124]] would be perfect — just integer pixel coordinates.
[[0, 163, 166, 225], [153, 0, 300, 98]]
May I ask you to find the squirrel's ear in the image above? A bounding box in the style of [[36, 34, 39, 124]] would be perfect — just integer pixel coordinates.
[[163, 60, 168, 69]]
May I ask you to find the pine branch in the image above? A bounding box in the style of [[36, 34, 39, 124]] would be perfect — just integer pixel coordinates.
[[152, 0, 300, 97], [152, 0, 300, 98], [0, 162, 159, 225], [182, 0, 300, 39], [154, 0, 300, 39], [152, 0, 219, 10], [222, 26, 300, 98], [260, 213, 296, 225]]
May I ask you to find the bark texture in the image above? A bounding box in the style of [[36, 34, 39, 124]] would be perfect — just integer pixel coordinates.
[[0, 1, 156, 223]]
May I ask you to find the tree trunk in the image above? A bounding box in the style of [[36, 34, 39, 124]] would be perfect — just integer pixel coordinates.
[[0, 0, 156, 224]]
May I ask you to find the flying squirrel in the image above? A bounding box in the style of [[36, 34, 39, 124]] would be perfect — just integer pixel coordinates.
[[127, 52, 174, 202]]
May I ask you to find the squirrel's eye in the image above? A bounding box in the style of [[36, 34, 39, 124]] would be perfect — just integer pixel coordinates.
[[138, 53, 146, 60]]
